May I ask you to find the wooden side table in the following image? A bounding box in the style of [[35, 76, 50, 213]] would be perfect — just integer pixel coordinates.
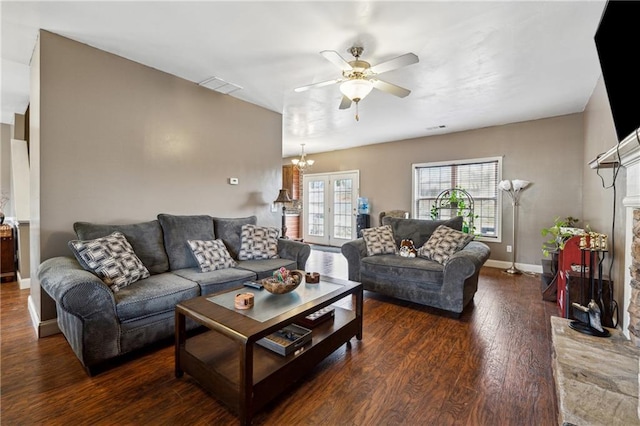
[[0, 224, 16, 282]]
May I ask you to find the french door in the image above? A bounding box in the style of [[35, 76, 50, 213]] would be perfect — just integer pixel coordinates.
[[303, 171, 359, 247]]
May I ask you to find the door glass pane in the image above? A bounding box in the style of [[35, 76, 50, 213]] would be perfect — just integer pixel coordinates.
[[307, 180, 325, 237], [333, 178, 353, 240]]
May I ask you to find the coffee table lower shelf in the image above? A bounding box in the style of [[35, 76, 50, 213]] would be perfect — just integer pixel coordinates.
[[177, 306, 359, 422]]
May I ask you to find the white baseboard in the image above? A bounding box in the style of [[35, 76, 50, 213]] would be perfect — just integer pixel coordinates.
[[17, 273, 30, 290], [28, 295, 60, 338], [485, 259, 542, 274]]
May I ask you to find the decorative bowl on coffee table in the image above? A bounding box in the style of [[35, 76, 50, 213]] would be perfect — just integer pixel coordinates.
[[261, 270, 304, 294]]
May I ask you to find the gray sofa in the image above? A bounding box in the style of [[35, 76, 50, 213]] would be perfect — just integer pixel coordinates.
[[38, 214, 310, 374], [341, 216, 490, 315]]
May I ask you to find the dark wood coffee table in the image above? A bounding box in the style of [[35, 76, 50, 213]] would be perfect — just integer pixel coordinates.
[[175, 276, 363, 425]]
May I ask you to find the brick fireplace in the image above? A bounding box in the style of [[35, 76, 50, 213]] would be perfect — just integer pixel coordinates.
[[591, 131, 640, 345], [629, 210, 640, 344]]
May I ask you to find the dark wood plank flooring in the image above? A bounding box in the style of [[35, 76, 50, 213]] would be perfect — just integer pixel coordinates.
[[1, 249, 559, 425]]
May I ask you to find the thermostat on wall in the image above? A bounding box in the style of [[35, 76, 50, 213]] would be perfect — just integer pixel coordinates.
[[229, 177, 239, 185]]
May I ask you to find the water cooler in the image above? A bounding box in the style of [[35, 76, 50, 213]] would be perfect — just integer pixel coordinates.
[[356, 197, 370, 237]]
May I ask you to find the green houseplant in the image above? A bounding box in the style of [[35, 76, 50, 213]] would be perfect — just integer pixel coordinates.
[[430, 187, 478, 234], [540, 216, 581, 257]]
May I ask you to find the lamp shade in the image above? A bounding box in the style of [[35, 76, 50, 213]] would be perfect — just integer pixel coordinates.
[[340, 79, 374, 102], [274, 189, 291, 204], [498, 180, 512, 191], [512, 179, 531, 191]]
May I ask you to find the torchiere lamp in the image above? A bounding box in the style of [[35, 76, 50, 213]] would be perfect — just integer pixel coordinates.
[[274, 189, 292, 238], [499, 179, 531, 274]]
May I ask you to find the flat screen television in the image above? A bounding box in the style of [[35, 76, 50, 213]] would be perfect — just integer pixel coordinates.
[[594, 0, 640, 143]]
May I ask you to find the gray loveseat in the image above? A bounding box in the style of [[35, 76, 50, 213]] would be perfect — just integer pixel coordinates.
[[38, 214, 310, 374], [341, 216, 490, 315]]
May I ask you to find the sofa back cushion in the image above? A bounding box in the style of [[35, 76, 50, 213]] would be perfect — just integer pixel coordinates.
[[157, 214, 215, 270], [213, 216, 257, 259], [380, 216, 463, 249], [74, 220, 169, 274]]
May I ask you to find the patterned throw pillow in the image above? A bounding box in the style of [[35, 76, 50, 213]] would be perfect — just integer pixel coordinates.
[[361, 225, 398, 256], [68, 232, 150, 292], [238, 225, 280, 260], [188, 239, 237, 272], [417, 225, 474, 264]]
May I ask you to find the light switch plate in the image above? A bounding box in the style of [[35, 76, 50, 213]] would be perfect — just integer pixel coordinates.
[[229, 177, 239, 185]]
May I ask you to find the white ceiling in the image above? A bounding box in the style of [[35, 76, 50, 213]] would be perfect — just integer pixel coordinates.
[[1, 1, 606, 157]]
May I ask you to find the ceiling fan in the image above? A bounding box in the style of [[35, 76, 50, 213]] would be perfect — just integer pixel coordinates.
[[295, 46, 419, 120]]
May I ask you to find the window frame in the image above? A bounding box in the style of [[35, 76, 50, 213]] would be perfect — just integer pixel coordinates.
[[411, 156, 503, 243]]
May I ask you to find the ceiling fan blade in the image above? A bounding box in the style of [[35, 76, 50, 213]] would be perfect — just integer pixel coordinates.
[[372, 79, 411, 98], [321, 50, 353, 72], [369, 53, 419, 75], [339, 95, 353, 110], [294, 78, 342, 92]]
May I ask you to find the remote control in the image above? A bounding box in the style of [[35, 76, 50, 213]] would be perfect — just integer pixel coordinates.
[[243, 281, 264, 290]]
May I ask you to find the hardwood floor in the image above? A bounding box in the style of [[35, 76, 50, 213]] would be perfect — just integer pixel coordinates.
[[1, 249, 559, 425]]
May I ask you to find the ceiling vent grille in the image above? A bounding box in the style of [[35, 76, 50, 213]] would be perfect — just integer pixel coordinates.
[[198, 76, 243, 94]]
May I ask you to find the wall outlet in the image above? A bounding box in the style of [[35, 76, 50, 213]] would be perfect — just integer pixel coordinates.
[[228, 177, 239, 185], [506, 245, 512, 253]]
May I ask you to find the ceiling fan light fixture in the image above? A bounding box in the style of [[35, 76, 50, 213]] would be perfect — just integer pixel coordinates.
[[340, 79, 374, 102]]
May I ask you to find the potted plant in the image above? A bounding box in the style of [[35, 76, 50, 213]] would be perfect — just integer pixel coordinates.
[[540, 216, 582, 257], [431, 187, 478, 234]]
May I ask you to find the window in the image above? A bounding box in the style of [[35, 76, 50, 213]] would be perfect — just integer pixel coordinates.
[[412, 157, 502, 241]]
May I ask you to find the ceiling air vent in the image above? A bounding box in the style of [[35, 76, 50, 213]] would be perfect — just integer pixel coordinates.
[[198, 76, 243, 94]]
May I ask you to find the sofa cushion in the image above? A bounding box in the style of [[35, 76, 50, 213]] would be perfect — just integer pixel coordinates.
[[158, 214, 215, 270], [173, 267, 256, 296], [238, 224, 280, 260], [361, 254, 444, 286], [188, 239, 237, 272], [213, 216, 257, 259], [114, 272, 199, 322], [381, 216, 463, 249], [74, 220, 169, 275], [361, 225, 398, 256], [418, 225, 474, 264], [235, 258, 298, 280], [69, 232, 150, 292]]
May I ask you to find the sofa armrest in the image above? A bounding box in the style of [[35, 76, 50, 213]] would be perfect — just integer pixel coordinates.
[[38, 257, 117, 318], [443, 241, 491, 285], [277, 239, 311, 270], [341, 238, 368, 282], [38, 257, 121, 369]]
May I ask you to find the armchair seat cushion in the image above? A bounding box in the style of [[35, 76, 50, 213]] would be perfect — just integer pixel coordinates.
[[361, 255, 444, 285], [115, 273, 199, 322]]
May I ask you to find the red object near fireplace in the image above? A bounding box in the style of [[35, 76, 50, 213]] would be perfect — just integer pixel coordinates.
[[557, 236, 591, 319]]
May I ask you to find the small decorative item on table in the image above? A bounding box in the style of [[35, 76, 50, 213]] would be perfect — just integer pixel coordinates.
[[261, 267, 303, 294], [296, 306, 335, 328], [234, 292, 254, 310], [256, 324, 312, 356], [305, 272, 320, 284]]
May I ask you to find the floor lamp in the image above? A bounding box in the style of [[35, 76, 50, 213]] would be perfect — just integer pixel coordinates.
[[274, 189, 291, 238], [499, 179, 531, 275]]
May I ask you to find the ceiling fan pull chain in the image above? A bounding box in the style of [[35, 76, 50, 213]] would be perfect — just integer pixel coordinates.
[[355, 102, 360, 121]]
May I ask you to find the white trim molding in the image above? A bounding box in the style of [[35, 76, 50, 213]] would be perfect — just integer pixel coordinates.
[[28, 295, 60, 338]]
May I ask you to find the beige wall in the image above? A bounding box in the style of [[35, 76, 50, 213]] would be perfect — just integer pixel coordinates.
[[582, 76, 627, 320], [289, 114, 585, 266], [31, 31, 283, 324]]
